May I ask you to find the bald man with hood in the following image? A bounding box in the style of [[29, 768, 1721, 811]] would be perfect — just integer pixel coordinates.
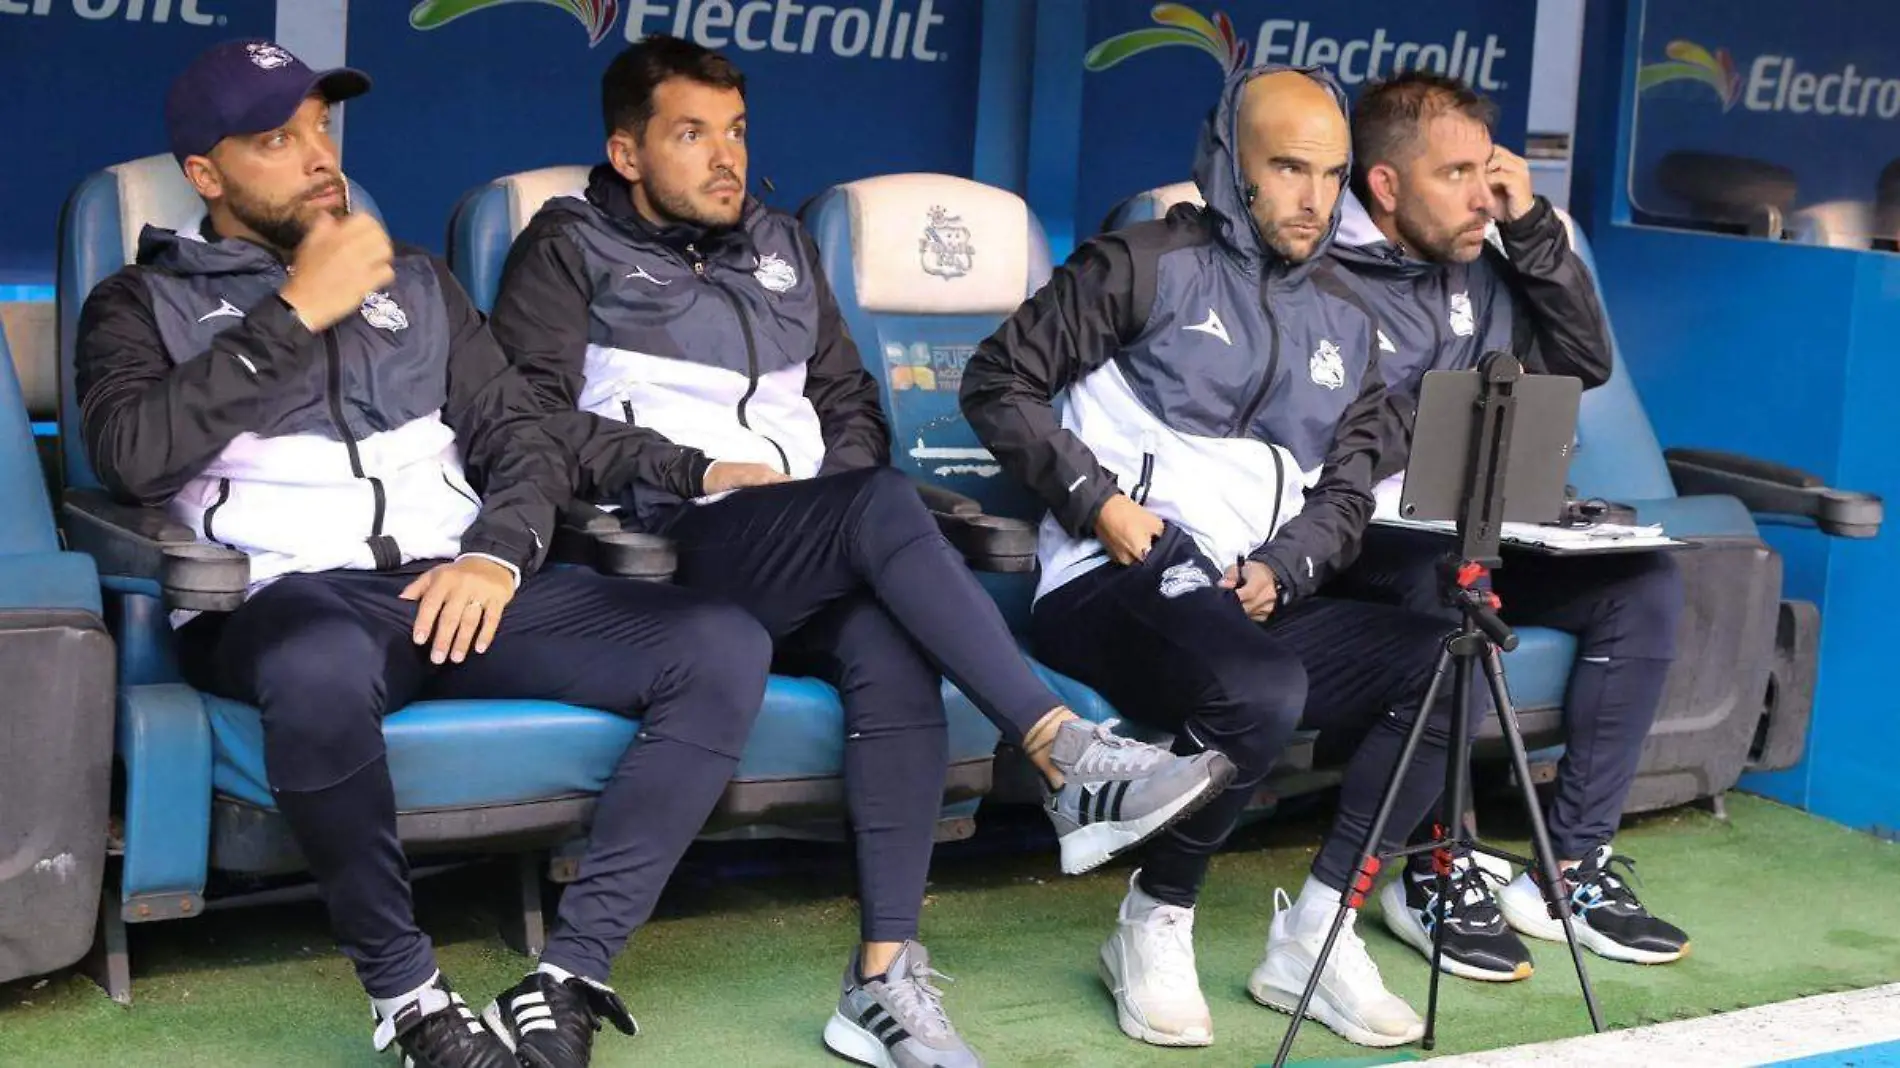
[[964, 66, 1470, 1051]]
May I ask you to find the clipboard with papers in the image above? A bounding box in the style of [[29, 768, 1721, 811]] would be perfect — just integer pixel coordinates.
[[1370, 475, 1687, 555]]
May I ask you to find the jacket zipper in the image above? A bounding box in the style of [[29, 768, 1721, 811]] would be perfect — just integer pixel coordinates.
[[686, 243, 791, 474], [1233, 275, 1283, 435], [202, 477, 235, 549], [325, 332, 394, 565], [620, 397, 637, 425]]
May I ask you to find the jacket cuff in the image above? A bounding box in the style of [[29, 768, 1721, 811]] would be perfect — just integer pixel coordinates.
[[1250, 545, 1308, 604], [683, 450, 716, 496], [1056, 471, 1119, 540], [1499, 195, 1555, 245]]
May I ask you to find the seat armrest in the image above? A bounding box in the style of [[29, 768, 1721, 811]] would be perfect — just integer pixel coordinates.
[[906, 478, 1037, 572], [1664, 448, 1884, 538], [912, 480, 984, 517], [61, 488, 249, 610], [550, 500, 677, 582]]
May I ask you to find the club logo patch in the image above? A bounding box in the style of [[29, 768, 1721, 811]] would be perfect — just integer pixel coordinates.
[[754, 252, 797, 294], [1158, 561, 1212, 599], [1309, 339, 1346, 390], [1449, 291, 1475, 337], [360, 291, 408, 332]]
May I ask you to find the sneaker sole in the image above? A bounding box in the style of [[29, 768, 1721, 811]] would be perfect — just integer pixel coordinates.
[[1378, 885, 1533, 983], [1247, 979, 1424, 1049], [823, 1009, 898, 1068], [1498, 891, 1689, 965], [1057, 758, 1234, 876], [1097, 942, 1213, 1047]]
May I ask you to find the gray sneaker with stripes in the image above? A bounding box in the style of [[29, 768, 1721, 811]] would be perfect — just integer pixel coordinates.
[[822, 941, 981, 1068], [1044, 718, 1236, 875]]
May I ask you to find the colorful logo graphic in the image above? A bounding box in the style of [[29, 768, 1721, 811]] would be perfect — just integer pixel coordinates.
[[1637, 39, 1741, 111], [1084, 3, 1249, 75], [409, 0, 621, 47]]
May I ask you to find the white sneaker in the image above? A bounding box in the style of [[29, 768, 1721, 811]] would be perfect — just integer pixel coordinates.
[[1098, 871, 1213, 1047], [1249, 887, 1425, 1048]]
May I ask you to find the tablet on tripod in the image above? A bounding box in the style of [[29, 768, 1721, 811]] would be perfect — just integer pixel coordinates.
[[1399, 366, 1581, 529]]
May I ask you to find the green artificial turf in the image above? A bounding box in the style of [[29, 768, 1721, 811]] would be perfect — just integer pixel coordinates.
[[3, 794, 1897, 1067]]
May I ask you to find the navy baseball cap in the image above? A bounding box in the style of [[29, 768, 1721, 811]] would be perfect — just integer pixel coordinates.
[[165, 39, 371, 161]]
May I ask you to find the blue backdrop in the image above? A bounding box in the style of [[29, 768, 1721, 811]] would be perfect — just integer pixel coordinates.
[[0, 0, 274, 285], [345, 0, 984, 250], [1063, 0, 1538, 245], [1630, 0, 1900, 222]]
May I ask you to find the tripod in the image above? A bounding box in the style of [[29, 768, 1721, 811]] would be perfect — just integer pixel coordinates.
[[1271, 354, 1603, 1067]]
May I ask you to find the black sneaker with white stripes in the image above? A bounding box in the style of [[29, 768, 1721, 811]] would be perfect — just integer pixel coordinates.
[[1379, 852, 1534, 982], [823, 941, 981, 1068], [370, 975, 515, 1068], [482, 971, 639, 1068], [1499, 843, 1691, 964]]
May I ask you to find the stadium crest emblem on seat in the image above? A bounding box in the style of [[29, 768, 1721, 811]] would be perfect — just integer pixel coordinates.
[[360, 291, 409, 332], [1309, 339, 1345, 390], [920, 205, 974, 280], [755, 252, 798, 294]]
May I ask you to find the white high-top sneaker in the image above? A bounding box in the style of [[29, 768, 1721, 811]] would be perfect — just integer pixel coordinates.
[[1098, 871, 1213, 1047], [1248, 884, 1425, 1048]]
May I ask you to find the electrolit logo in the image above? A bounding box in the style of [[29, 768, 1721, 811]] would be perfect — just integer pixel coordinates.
[[1640, 38, 1900, 120], [0, 0, 221, 23], [1085, 3, 1509, 91], [410, 0, 949, 60]]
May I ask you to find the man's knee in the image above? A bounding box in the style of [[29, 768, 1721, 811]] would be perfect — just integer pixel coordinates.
[[647, 600, 773, 757], [1606, 555, 1685, 658], [1196, 648, 1307, 781], [844, 466, 936, 541], [252, 618, 390, 792], [831, 611, 946, 734]]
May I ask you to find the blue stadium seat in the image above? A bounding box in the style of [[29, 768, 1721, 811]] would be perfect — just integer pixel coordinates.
[[1105, 183, 1882, 813], [443, 166, 1005, 843], [0, 323, 114, 989]]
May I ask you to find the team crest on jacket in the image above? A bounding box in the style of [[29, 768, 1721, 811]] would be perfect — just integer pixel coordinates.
[[1158, 561, 1213, 599], [360, 291, 408, 332], [920, 205, 974, 279], [754, 252, 798, 294], [1449, 291, 1476, 337], [1309, 339, 1346, 390]]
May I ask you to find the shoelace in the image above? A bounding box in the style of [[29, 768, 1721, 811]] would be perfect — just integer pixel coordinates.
[[1140, 908, 1201, 989], [1070, 720, 1169, 779], [1443, 862, 1508, 929], [885, 965, 958, 1043], [1327, 911, 1389, 990], [1569, 852, 1645, 914]]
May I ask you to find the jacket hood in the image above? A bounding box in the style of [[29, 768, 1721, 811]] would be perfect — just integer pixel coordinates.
[[1191, 63, 1353, 279], [1329, 191, 1439, 279], [136, 218, 283, 277]]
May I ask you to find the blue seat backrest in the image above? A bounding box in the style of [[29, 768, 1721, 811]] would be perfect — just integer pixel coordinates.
[[0, 327, 57, 555], [802, 174, 1053, 520], [1103, 182, 1678, 504], [447, 165, 592, 314], [57, 154, 382, 491]]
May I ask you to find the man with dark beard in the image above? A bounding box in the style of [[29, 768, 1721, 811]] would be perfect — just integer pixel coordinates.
[[487, 34, 1233, 1068], [76, 39, 783, 1068], [1326, 70, 1691, 985]]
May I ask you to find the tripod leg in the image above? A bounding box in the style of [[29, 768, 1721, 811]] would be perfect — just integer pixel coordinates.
[[1270, 641, 1456, 1068], [1423, 647, 1475, 1050], [1480, 644, 1605, 1033]]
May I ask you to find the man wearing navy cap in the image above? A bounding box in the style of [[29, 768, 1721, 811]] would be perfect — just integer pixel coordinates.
[[76, 39, 775, 1068]]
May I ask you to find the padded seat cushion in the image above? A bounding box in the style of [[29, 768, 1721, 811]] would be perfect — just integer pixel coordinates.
[[207, 675, 1001, 811]]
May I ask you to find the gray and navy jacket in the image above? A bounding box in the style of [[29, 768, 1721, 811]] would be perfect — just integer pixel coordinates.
[[961, 65, 1392, 604], [489, 165, 888, 527], [1329, 191, 1612, 481], [77, 218, 574, 597]]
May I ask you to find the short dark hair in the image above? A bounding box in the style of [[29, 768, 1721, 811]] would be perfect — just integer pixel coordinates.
[[1350, 70, 1498, 200], [601, 35, 746, 140]]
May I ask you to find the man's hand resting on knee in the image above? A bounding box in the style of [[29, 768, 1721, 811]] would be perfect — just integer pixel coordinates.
[[402, 557, 518, 664], [702, 461, 790, 494]]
